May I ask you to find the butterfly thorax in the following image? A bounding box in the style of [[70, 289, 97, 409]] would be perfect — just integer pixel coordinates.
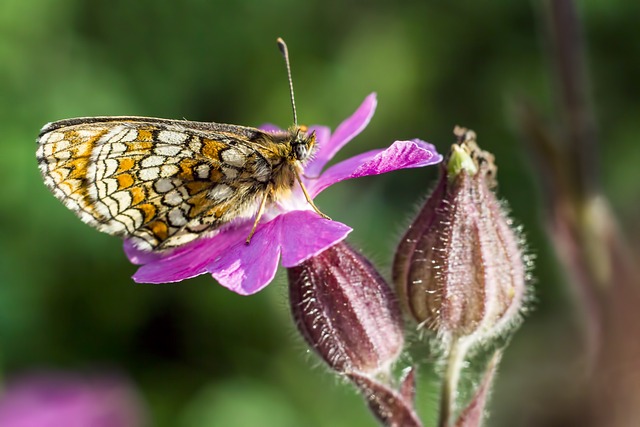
[[258, 126, 316, 202]]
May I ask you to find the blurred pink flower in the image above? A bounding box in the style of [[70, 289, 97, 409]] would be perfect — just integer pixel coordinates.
[[0, 372, 146, 427]]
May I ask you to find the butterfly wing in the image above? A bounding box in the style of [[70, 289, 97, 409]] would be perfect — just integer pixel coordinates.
[[36, 117, 278, 251]]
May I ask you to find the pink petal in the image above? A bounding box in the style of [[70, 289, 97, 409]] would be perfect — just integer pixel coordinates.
[[207, 219, 283, 295], [279, 210, 352, 267], [206, 211, 351, 294], [308, 139, 442, 197], [305, 94, 377, 176], [307, 125, 331, 148], [131, 226, 250, 284], [304, 125, 331, 177], [127, 212, 349, 294]]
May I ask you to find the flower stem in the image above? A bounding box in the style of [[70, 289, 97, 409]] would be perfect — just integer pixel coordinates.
[[438, 338, 469, 427]]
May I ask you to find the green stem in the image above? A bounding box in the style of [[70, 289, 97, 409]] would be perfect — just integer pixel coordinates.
[[438, 338, 469, 427]]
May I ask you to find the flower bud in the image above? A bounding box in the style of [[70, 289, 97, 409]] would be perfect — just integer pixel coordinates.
[[288, 242, 404, 376], [393, 127, 527, 342]]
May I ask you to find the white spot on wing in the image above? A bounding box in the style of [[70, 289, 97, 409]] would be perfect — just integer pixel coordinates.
[[168, 208, 188, 226], [155, 145, 182, 156], [139, 167, 160, 181], [112, 190, 132, 212], [220, 148, 245, 167], [103, 196, 120, 216], [44, 131, 64, 144], [121, 128, 138, 142], [121, 208, 144, 229], [76, 129, 99, 140], [55, 140, 70, 151], [54, 150, 71, 160], [108, 127, 134, 144], [164, 189, 183, 206], [141, 155, 165, 168], [39, 143, 53, 157], [208, 184, 233, 201], [102, 159, 119, 178], [158, 130, 188, 144], [107, 142, 127, 156], [189, 138, 202, 152], [160, 164, 179, 177], [154, 178, 174, 193], [98, 126, 127, 145], [104, 178, 118, 195], [195, 164, 210, 179]]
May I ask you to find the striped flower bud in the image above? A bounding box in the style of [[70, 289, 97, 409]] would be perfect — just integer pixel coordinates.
[[393, 127, 527, 342], [288, 242, 404, 376]]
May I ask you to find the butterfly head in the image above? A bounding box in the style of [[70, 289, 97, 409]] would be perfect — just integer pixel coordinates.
[[290, 125, 316, 162]]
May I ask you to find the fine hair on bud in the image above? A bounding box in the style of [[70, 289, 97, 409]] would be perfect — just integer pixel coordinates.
[[393, 126, 531, 347], [288, 241, 405, 376]]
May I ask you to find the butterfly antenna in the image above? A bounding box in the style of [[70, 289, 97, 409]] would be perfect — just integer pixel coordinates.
[[277, 37, 298, 127]]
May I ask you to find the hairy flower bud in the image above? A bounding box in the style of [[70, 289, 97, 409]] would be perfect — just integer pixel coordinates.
[[393, 127, 527, 342], [288, 242, 404, 376]]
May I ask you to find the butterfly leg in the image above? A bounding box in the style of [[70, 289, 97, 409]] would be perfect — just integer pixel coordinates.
[[245, 189, 270, 245], [294, 168, 331, 220]]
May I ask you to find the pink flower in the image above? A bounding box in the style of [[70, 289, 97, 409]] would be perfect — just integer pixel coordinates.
[[125, 93, 442, 295], [0, 372, 146, 427]]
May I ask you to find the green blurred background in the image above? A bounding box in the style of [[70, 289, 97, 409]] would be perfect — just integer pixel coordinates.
[[1, 0, 639, 425]]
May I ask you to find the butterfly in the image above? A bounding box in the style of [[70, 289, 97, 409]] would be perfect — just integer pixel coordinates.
[[36, 38, 328, 252]]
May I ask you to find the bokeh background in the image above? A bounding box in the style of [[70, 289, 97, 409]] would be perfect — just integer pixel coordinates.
[[1, 0, 639, 426]]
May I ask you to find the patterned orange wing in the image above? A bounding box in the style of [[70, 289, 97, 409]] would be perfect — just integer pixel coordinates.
[[36, 117, 285, 251]]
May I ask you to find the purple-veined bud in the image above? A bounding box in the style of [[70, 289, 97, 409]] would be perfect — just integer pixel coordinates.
[[393, 127, 528, 342], [288, 241, 404, 376]]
